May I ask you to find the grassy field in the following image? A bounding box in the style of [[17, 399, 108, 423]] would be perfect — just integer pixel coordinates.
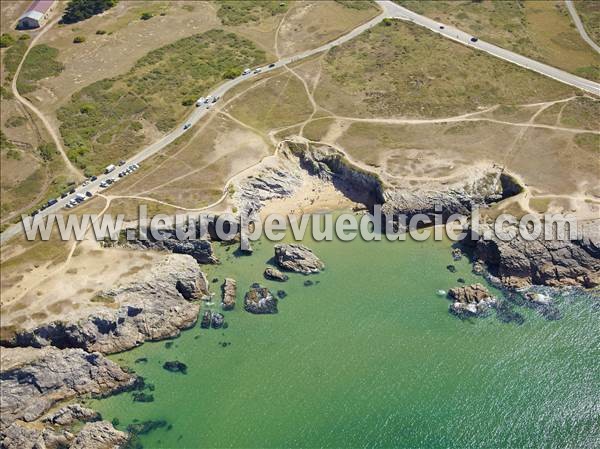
[[215, 0, 289, 26], [224, 72, 313, 132], [57, 29, 266, 175], [315, 19, 575, 119], [17, 45, 64, 94], [573, 0, 600, 46], [394, 0, 600, 82]]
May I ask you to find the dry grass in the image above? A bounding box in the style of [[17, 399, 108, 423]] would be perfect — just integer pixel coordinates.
[[314, 20, 575, 119]]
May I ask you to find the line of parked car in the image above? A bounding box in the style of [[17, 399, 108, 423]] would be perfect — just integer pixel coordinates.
[[31, 161, 140, 216]]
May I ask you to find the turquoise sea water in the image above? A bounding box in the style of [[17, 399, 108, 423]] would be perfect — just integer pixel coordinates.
[[90, 231, 599, 449]]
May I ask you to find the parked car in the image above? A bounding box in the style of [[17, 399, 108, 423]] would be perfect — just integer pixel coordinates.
[[31, 210, 39, 217], [470, 37, 478, 42], [118, 160, 126, 166], [254, 68, 261, 74], [100, 181, 108, 188], [69, 188, 76, 194], [183, 123, 191, 130], [242, 68, 251, 75], [268, 63, 275, 68], [61, 192, 68, 199], [85, 191, 93, 197], [91, 176, 98, 181]]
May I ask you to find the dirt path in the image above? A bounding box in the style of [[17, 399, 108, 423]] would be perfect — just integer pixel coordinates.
[[10, 15, 82, 181]]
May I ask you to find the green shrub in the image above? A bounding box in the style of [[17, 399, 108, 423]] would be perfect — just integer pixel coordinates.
[[5, 116, 27, 128], [62, 0, 118, 25], [38, 142, 57, 162], [140, 12, 153, 20], [217, 1, 288, 26], [181, 98, 194, 106], [96, 29, 107, 35], [73, 35, 86, 43], [0, 33, 15, 48], [19, 34, 30, 40]]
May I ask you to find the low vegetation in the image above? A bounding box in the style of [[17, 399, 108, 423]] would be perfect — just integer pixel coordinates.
[[61, 0, 118, 25], [57, 29, 266, 174], [73, 35, 86, 44], [17, 45, 64, 94], [394, 0, 600, 82], [216, 0, 288, 26], [335, 0, 375, 10], [574, 0, 600, 46], [0, 33, 15, 48], [3, 39, 29, 82], [315, 20, 574, 118]]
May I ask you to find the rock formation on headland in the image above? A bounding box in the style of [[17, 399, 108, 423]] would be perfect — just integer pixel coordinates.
[[244, 286, 278, 314], [465, 220, 600, 289], [0, 346, 133, 449], [448, 284, 496, 316], [274, 243, 324, 274], [120, 227, 219, 264], [264, 267, 289, 282], [222, 278, 237, 310], [3, 254, 209, 353]]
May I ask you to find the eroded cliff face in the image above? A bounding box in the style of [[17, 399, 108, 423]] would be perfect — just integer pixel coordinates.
[[2, 254, 209, 354]]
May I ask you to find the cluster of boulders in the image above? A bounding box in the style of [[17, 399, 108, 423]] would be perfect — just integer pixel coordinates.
[[447, 284, 497, 316], [221, 278, 237, 310], [200, 311, 225, 329], [244, 286, 278, 314]]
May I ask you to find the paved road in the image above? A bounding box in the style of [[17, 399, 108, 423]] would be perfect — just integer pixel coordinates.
[[381, 1, 600, 95], [3, 0, 599, 244], [565, 0, 600, 54]]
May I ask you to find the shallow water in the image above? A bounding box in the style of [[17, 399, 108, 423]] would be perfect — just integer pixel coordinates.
[[90, 232, 600, 448]]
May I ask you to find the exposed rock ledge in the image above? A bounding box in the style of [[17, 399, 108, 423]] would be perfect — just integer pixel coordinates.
[[3, 254, 209, 354], [448, 284, 496, 316], [274, 243, 324, 274], [0, 346, 134, 427], [465, 220, 600, 289]]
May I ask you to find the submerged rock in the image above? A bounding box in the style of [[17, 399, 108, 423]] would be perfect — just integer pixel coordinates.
[[276, 290, 288, 299], [447, 283, 496, 316], [524, 292, 552, 306], [264, 267, 289, 282], [163, 361, 188, 374], [221, 278, 237, 310], [274, 243, 324, 274], [451, 248, 462, 261], [244, 286, 278, 314]]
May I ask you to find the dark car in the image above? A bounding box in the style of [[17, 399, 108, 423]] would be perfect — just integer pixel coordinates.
[[61, 192, 68, 198], [91, 176, 98, 181], [470, 37, 478, 42], [118, 160, 126, 166], [85, 191, 93, 197], [439, 25, 444, 29], [268, 63, 275, 68], [31, 210, 39, 217], [69, 188, 76, 194]]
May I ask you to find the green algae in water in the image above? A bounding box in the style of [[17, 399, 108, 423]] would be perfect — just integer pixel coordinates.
[[91, 235, 599, 448]]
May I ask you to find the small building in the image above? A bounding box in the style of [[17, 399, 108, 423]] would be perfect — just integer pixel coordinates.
[[17, 0, 55, 30]]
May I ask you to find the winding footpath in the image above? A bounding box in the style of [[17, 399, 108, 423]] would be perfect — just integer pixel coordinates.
[[2, 0, 599, 244], [10, 15, 82, 180]]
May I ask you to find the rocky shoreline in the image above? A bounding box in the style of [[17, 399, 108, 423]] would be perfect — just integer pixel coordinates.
[[0, 254, 210, 448], [2, 138, 598, 447]]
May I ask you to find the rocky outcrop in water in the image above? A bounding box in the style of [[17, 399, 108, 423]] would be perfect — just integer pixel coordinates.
[[448, 284, 496, 316], [3, 254, 208, 354], [244, 286, 278, 314], [274, 244, 324, 274], [465, 220, 600, 289], [222, 278, 237, 310], [0, 347, 134, 427], [264, 267, 289, 282]]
